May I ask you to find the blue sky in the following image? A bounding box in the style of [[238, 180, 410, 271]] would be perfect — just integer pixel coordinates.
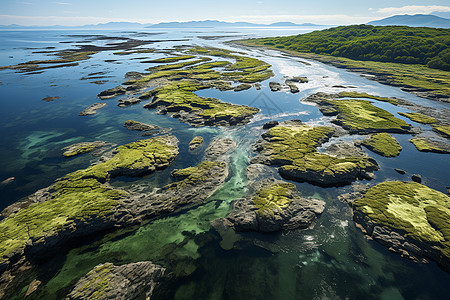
[[1, 0, 450, 26]]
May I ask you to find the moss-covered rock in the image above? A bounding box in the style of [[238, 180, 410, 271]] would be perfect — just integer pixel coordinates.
[[143, 81, 259, 127], [213, 179, 325, 233], [0, 135, 179, 268], [433, 125, 450, 139], [409, 138, 450, 154], [398, 112, 438, 124], [338, 91, 399, 105], [66, 261, 165, 300], [188, 136, 204, 150], [353, 181, 450, 271], [303, 93, 413, 134], [253, 122, 378, 186], [62, 141, 109, 157], [360, 133, 402, 157]]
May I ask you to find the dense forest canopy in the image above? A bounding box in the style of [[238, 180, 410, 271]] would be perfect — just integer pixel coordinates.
[[252, 25, 450, 71]]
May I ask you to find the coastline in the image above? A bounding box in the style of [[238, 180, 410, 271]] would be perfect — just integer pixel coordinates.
[[231, 40, 450, 103]]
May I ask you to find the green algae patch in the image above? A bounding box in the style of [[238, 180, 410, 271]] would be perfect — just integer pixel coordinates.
[[354, 181, 450, 259], [69, 136, 179, 182], [169, 161, 227, 190], [62, 141, 108, 158], [433, 125, 450, 139], [146, 57, 210, 72], [337, 92, 399, 105], [0, 136, 179, 265], [144, 80, 259, 126], [328, 99, 412, 134], [409, 138, 450, 154], [144, 55, 196, 63], [73, 263, 114, 299], [189, 136, 204, 150], [361, 133, 402, 157], [398, 112, 437, 124], [252, 183, 295, 216], [257, 124, 378, 186]]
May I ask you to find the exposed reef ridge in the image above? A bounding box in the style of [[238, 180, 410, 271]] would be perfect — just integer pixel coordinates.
[[353, 181, 450, 272], [96, 46, 275, 127], [252, 120, 378, 187], [62, 141, 111, 157], [302, 93, 413, 134], [360, 133, 402, 157], [0, 136, 233, 297], [65, 261, 165, 300], [213, 178, 325, 233]]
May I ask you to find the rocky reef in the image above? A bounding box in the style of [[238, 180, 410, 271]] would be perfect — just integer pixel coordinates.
[[252, 121, 378, 186], [302, 93, 413, 134], [353, 181, 450, 272], [78, 103, 107, 116], [398, 112, 437, 124], [66, 262, 165, 300], [213, 179, 325, 233], [360, 133, 402, 157], [95, 46, 275, 127], [62, 141, 110, 157], [189, 136, 204, 150], [409, 138, 450, 154]]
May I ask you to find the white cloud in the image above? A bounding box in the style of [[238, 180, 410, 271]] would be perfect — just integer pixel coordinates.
[[378, 5, 450, 15], [223, 14, 370, 25], [54, 2, 72, 5]]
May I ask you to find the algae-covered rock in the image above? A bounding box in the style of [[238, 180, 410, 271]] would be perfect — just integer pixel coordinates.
[[0, 135, 179, 270], [188, 136, 204, 150], [409, 138, 450, 154], [123, 120, 159, 132], [432, 125, 450, 139], [303, 93, 412, 134], [214, 179, 324, 233], [353, 181, 450, 271], [398, 112, 437, 124], [233, 83, 252, 92], [360, 133, 402, 157], [204, 137, 236, 160], [66, 262, 165, 300], [253, 122, 378, 186], [143, 81, 259, 127], [62, 141, 110, 157]]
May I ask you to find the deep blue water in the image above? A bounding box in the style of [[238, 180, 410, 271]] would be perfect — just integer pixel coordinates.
[[0, 27, 449, 299]]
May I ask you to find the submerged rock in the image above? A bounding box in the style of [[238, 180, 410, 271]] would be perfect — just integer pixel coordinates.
[[213, 179, 325, 233], [394, 168, 406, 175], [66, 262, 165, 300], [41, 96, 60, 102], [79, 103, 107, 116], [118, 97, 141, 107], [204, 137, 236, 160], [353, 181, 450, 272]]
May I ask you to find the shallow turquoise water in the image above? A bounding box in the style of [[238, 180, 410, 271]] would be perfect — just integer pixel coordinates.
[[0, 27, 449, 299]]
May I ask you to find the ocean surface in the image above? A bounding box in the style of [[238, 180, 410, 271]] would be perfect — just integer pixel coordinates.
[[0, 26, 449, 299]]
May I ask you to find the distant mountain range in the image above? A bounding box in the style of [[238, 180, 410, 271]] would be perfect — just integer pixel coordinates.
[[0, 20, 321, 30], [146, 20, 321, 28], [367, 14, 450, 28]]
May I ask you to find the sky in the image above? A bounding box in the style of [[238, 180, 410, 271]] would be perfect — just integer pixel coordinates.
[[1, 0, 450, 26]]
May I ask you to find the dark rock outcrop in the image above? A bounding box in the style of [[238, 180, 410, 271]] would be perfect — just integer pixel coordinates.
[[118, 97, 141, 107], [269, 82, 282, 92], [98, 86, 126, 99]]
